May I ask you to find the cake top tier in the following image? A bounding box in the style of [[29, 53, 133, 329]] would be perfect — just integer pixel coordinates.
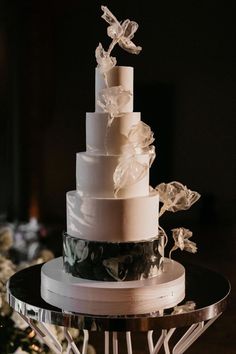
[[94, 6, 142, 114], [95, 66, 134, 113]]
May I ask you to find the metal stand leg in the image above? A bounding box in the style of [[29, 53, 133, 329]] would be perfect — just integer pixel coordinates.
[[113, 332, 118, 354], [173, 313, 222, 353], [147, 313, 222, 353], [148, 329, 167, 354], [126, 331, 133, 354], [163, 329, 176, 354], [105, 331, 109, 354], [19, 314, 62, 354], [18, 312, 222, 354]]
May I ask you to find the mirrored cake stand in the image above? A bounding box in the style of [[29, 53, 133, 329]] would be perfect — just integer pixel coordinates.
[[7, 263, 230, 354]]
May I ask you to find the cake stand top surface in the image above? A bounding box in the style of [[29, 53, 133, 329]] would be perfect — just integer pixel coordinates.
[[7, 263, 230, 332]]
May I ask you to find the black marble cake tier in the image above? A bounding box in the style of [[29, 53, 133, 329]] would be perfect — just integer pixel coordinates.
[[63, 233, 164, 281]]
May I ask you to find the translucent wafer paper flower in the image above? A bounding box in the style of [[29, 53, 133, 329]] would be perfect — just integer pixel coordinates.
[[128, 121, 155, 149], [172, 301, 196, 315], [113, 157, 148, 197], [156, 181, 201, 217], [97, 85, 132, 118], [169, 227, 197, 258], [101, 6, 142, 55], [95, 42, 117, 73], [113, 122, 156, 196]]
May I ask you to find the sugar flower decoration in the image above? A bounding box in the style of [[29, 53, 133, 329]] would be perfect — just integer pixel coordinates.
[[169, 227, 197, 258], [97, 85, 132, 120], [113, 122, 155, 197], [128, 121, 155, 149], [95, 6, 142, 75], [95, 43, 117, 73], [101, 6, 142, 55], [156, 181, 201, 217], [113, 157, 148, 197], [172, 301, 196, 315]]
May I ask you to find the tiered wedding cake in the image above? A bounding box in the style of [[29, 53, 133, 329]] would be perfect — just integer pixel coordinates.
[[41, 6, 200, 316]]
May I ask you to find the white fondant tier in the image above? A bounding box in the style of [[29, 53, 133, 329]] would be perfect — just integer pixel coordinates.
[[86, 112, 141, 154], [95, 66, 133, 113], [76, 152, 149, 198], [66, 191, 159, 242], [41, 257, 185, 315]]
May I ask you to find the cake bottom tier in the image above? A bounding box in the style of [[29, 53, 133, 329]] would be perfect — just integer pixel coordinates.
[[63, 233, 164, 281], [41, 257, 185, 316]]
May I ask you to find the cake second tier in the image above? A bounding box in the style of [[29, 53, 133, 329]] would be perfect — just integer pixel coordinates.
[[67, 190, 159, 242], [76, 151, 150, 198]]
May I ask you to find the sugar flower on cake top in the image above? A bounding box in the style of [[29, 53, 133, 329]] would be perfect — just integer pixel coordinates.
[[95, 5, 142, 74]]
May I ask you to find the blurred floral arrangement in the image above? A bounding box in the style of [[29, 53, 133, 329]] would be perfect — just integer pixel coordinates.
[[0, 223, 95, 354]]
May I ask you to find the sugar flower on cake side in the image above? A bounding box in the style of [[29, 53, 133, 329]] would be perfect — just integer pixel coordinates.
[[95, 6, 201, 260], [155, 182, 201, 258], [95, 5, 155, 197]]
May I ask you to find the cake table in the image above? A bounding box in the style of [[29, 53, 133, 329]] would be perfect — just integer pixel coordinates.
[[7, 262, 230, 354]]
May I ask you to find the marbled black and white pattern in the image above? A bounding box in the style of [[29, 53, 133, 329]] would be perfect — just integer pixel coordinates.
[[63, 233, 164, 281]]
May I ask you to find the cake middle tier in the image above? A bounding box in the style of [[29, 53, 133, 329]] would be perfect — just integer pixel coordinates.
[[67, 191, 159, 242], [76, 152, 150, 198], [86, 112, 141, 154]]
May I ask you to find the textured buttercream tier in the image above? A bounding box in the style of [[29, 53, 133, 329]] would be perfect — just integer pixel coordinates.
[[86, 112, 141, 154], [66, 191, 159, 242], [95, 66, 133, 113], [63, 233, 164, 281], [76, 152, 149, 198], [41, 257, 185, 315]]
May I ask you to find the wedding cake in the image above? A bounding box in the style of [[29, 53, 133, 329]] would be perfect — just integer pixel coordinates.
[[41, 6, 200, 316]]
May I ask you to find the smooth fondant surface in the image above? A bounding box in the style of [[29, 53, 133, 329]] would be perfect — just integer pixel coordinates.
[[86, 112, 141, 154], [76, 152, 149, 198], [66, 191, 159, 242], [41, 257, 185, 315], [95, 66, 133, 113]]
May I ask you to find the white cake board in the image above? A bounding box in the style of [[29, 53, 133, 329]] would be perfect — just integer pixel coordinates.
[[41, 257, 185, 316]]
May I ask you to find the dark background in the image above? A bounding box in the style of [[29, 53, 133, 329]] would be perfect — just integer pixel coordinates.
[[0, 0, 235, 352]]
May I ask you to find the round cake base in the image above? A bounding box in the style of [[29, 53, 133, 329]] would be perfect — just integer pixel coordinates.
[[41, 257, 185, 316]]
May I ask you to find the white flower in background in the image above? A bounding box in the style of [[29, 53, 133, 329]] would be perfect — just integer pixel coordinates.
[[156, 181, 201, 217], [169, 227, 197, 258], [95, 42, 117, 73], [34, 249, 54, 264], [97, 85, 132, 118], [0, 255, 15, 283], [0, 226, 13, 252], [172, 301, 196, 315], [11, 312, 29, 330], [13, 348, 29, 354], [101, 6, 142, 55]]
